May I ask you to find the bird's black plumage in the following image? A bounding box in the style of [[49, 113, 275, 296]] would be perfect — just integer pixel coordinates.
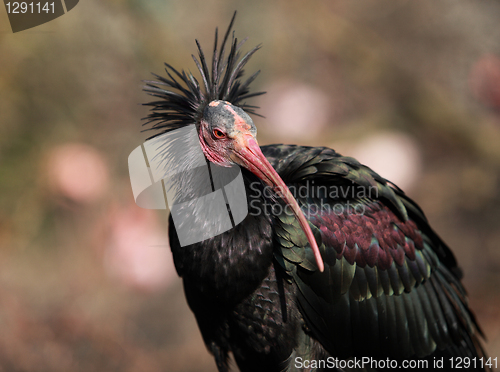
[[143, 12, 264, 137], [144, 13, 489, 372]]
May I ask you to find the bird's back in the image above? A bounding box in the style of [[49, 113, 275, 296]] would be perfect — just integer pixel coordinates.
[[169, 144, 488, 372], [266, 144, 488, 371]]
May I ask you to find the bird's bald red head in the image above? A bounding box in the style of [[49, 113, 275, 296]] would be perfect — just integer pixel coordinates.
[[202, 100, 257, 139], [198, 100, 324, 272]]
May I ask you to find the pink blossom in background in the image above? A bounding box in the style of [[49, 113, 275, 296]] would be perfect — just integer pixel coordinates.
[[260, 81, 330, 141], [104, 203, 176, 292], [344, 132, 422, 192], [469, 54, 500, 109], [45, 143, 109, 203]]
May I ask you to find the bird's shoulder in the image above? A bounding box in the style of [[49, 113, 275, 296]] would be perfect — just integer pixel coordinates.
[[262, 143, 459, 277], [264, 144, 484, 362]]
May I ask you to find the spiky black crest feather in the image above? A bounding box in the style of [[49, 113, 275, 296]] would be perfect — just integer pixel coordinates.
[[142, 12, 265, 138]]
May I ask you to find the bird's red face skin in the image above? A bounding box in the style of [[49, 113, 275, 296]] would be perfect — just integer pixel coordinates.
[[199, 100, 325, 272], [198, 100, 244, 167]]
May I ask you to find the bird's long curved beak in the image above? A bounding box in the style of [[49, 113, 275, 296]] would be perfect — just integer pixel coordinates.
[[233, 135, 324, 272]]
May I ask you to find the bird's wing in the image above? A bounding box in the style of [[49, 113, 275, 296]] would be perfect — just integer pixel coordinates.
[[262, 144, 485, 363]]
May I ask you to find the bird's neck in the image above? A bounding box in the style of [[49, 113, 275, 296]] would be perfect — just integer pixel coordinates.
[[169, 169, 276, 304]]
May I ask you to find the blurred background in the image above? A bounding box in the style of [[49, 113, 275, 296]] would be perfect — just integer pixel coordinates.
[[1, 0, 500, 371]]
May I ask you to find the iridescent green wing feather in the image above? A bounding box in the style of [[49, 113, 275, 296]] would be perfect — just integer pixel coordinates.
[[263, 144, 485, 365]]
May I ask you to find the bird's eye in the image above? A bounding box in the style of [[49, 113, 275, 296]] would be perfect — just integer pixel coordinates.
[[213, 129, 226, 139]]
